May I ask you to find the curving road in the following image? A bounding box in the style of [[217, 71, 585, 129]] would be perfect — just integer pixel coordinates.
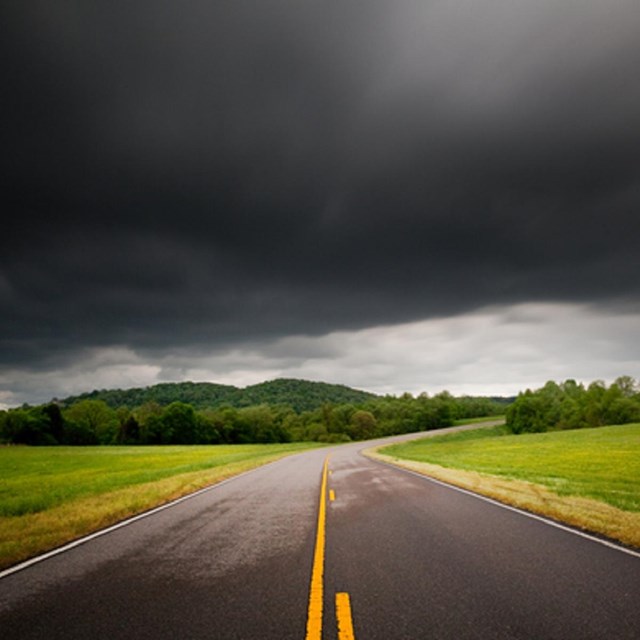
[[2, 427, 639, 639]]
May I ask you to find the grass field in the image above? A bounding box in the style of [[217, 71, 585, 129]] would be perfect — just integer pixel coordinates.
[[0, 443, 321, 570], [453, 415, 505, 426], [374, 423, 640, 548]]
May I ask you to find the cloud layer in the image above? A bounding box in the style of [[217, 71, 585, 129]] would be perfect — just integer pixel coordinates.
[[3, 2, 640, 403], [3, 303, 640, 408]]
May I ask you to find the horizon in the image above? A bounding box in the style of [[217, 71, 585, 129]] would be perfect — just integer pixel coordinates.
[[7, 372, 639, 411]]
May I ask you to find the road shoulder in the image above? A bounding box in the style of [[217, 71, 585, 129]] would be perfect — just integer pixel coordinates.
[[365, 446, 640, 552]]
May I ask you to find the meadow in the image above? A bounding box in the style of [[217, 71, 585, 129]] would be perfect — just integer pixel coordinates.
[[375, 423, 640, 548], [0, 442, 321, 570]]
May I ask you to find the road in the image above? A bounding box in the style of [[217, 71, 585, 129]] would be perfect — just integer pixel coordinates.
[[2, 427, 639, 639]]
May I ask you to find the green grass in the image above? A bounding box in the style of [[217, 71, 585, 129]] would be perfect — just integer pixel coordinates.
[[0, 444, 319, 517], [453, 415, 505, 426], [0, 443, 322, 569], [382, 423, 640, 512]]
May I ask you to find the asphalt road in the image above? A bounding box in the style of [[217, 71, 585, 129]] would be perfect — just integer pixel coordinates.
[[2, 427, 639, 639]]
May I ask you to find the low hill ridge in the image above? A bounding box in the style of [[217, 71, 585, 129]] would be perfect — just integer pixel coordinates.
[[60, 378, 377, 413]]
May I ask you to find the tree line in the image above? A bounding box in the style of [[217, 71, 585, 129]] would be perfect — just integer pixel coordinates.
[[0, 392, 507, 446], [506, 375, 640, 434]]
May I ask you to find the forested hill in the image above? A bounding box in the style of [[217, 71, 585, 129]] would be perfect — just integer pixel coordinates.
[[60, 378, 378, 412], [231, 379, 377, 411]]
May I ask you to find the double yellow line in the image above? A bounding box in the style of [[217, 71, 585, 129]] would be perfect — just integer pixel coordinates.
[[305, 456, 356, 640]]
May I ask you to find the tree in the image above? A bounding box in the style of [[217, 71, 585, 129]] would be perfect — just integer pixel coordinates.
[[583, 381, 607, 427], [506, 377, 640, 434], [116, 408, 140, 444], [161, 402, 198, 444], [348, 410, 377, 440], [506, 390, 547, 434], [196, 409, 223, 444], [613, 375, 638, 398], [305, 422, 329, 441], [0, 408, 53, 445], [64, 400, 118, 444], [41, 403, 65, 443], [328, 404, 354, 435], [134, 402, 164, 444]]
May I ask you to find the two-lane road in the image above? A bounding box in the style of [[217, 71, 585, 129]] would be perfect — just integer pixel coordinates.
[[2, 430, 639, 639]]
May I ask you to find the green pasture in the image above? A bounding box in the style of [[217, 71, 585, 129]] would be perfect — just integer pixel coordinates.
[[0, 443, 321, 569], [0, 443, 320, 518], [382, 423, 640, 512], [453, 415, 505, 426]]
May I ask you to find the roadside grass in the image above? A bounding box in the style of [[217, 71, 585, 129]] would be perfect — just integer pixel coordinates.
[[453, 415, 504, 426], [0, 443, 322, 570], [370, 423, 640, 549]]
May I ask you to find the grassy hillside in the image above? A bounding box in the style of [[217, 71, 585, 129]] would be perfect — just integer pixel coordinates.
[[375, 423, 640, 548], [60, 378, 377, 411]]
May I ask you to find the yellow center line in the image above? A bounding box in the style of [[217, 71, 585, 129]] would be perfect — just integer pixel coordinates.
[[329, 489, 336, 502], [336, 592, 356, 640], [305, 456, 330, 640]]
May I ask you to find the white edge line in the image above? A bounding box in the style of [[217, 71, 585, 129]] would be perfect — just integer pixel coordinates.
[[367, 453, 640, 560], [0, 455, 294, 581]]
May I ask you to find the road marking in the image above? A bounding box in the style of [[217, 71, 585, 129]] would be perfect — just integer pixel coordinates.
[[336, 592, 356, 640], [305, 456, 330, 640], [329, 489, 336, 501]]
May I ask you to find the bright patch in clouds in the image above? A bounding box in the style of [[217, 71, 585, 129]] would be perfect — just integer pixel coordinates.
[[2, 303, 639, 408]]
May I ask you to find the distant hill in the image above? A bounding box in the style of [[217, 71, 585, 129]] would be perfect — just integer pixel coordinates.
[[60, 378, 378, 412], [231, 379, 378, 411]]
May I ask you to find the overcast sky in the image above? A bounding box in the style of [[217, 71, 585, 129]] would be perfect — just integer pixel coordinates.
[[2, 1, 640, 408]]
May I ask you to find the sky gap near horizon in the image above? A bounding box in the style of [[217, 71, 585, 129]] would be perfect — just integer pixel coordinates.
[[2, 1, 640, 408]]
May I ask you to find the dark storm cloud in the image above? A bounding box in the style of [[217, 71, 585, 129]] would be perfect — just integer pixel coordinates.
[[3, 0, 640, 369]]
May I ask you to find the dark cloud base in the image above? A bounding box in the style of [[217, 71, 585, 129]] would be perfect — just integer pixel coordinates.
[[3, 1, 640, 370]]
